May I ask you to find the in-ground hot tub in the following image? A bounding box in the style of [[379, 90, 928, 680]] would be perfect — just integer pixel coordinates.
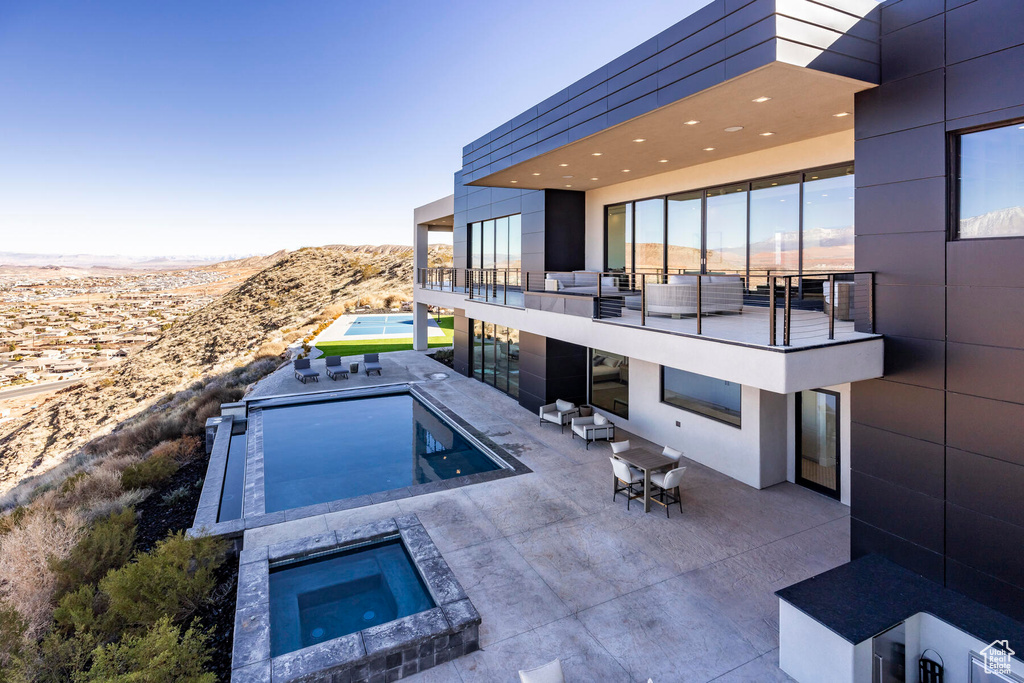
[[231, 514, 481, 682], [269, 538, 434, 657]]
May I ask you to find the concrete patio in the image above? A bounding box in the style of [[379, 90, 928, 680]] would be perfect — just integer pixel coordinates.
[[241, 350, 849, 682]]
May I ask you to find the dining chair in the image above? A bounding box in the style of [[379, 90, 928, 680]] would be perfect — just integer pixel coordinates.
[[662, 446, 683, 462], [610, 439, 631, 454], [650, 466, 686, 517], [610, 457, 643, 510]]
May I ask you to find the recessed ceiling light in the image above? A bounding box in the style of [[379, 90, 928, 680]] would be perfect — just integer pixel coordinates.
[[703, 147, 715, 151], [565, 184, 572, 188], [752, 96, 772, 103], [562, 175, 573, 179], [622, 169, 631, 172], [559, 163, 569, 167], [833, 111, 851, 117], [811, 176, 818, 179], [590, 177, 599, 181], [658, 159, 669, 163], [724, 126, 744, 132], [684, 120, 700, 125], [633, 138, 646, 143], [771, 182, 778, 186], [510, 180, 518, 183], [591, 152, 603, 156], [532, 172, 541, 176], [760, 132, 775, 136]]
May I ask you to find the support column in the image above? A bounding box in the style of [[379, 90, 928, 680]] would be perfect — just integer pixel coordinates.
[[413, 302, 430, 351], [412, 220, 430, 351]]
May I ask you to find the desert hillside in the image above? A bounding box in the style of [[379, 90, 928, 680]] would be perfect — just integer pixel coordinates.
[[0, 244, 443, 494]]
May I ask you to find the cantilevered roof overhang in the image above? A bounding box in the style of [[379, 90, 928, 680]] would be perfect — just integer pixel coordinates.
[[461, 0, 881, 191]]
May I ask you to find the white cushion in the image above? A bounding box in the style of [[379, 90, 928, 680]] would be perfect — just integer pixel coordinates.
[[555, 399, 574, 412], [544, 278, 560, 292], [573, 271, 599, 287], [593, 414, 608, 425], [519, 658, 565, 683], [601, 276, 616, 288], [668, 274, 697, 284]]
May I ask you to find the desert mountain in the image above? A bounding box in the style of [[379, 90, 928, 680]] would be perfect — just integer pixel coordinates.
[[0, 244, 445, 494]]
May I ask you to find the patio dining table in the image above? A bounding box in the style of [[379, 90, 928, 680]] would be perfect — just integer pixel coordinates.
[[612, 447, 676, 513]]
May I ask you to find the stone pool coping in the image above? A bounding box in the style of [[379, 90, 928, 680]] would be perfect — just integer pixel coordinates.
[[230, 513, 481, 683], [190, 383, 530, 539]]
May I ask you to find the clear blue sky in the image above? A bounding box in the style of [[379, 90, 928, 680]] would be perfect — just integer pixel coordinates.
[[0, 0, 707, 257]]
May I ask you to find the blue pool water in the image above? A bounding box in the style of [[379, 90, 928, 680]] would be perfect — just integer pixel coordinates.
[[268, 538, 434, 656], [343, 314, 438, 337], [260, 392, 500, 513], [217, 431, 246, 522]]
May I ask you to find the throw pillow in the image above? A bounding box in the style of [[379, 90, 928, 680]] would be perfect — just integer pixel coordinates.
[[555, 399, 574, 412], [593, 414, 608, 425]]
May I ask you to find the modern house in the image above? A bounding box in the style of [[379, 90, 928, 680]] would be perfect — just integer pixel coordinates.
[[413, 0, 1024, 680]]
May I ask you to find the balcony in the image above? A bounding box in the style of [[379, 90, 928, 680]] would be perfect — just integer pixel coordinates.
[[418, 267, 876, 350]]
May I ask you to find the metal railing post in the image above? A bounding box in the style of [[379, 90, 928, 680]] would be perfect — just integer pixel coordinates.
[[828, 274, 835, 340], [784, 275, 792, 347], [640, 273, 646, 327], [696, 274, 702, 335], [769, 276, 777, 346], [596, 272, 602, 320], [503, 269, 508, 306]]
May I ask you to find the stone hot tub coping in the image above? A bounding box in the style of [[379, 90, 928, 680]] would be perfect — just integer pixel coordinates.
[[230, 513, 480, 683]]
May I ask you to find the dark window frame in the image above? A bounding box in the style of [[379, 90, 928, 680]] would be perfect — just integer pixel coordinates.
[[603, 162, 854, 279], [659, 366, 742, 429], [588, 348, 629, 419], [950, 117, 1024, 242], [794, 388, 841, 500], [468, 212, 524, 270]]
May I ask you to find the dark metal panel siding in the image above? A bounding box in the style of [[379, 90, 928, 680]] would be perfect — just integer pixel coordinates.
[[459, 0, 880, 177], [853, 0, 1024, 611]]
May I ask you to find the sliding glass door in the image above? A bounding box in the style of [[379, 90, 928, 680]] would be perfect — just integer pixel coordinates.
[[796, 389, 840, 499], [471, 320, 520, 400]]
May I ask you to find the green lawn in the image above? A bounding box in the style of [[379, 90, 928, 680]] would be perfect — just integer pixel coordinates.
[[314, 315, 453, 359]]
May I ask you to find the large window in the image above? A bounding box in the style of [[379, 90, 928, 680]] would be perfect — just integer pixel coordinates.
[[589, 349, 628, 418], [957, 121, 1024, 239], [471, 320, 519, 399], [470, 214, 522, 269], [661, 367, 741, 427], [604, 165, 855, 281]]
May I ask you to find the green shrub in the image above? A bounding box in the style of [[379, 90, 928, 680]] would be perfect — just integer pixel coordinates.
[[160, 486, 192, 508], [100, 532, 226, 633], [82, 617, 214, 683], [58, 472, 89, 495], [50, 508, 137, 598], [0, 600, 26, 679], [20, 628, 97, 683], [120, 456, 178, 491], [52, 584, 102, 636]]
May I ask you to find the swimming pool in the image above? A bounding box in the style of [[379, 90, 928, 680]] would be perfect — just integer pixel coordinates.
[[343, 314, 438, 337], [268, 537, 434, 657], [259, 391, 501, 513]]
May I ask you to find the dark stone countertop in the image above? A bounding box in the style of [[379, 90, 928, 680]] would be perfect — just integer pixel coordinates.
[[776, 554, 1024, 661]]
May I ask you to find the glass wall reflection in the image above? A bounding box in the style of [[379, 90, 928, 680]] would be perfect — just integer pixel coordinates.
[[603, 165, 855, 280], [471, 319, 520, 400], [469, 214, 522, 273]]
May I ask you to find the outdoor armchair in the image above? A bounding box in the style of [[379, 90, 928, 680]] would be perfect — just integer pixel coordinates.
[[571, 413, 615, 449], [293, 358, 319, 384], [324, 355, 349, 380], [538, 399, 578, 433], [363, 353, 383, 376]]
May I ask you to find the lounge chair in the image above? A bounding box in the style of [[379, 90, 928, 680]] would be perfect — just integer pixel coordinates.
[[539, 399, 578, 433], [363, 353, 382, 376], [325, 356, 349, 380], [293, 358, 319, 384], [571, 413, 615, 449]]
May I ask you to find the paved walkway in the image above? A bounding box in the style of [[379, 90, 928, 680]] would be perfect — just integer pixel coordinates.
[[242, 350, 848, 682]]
